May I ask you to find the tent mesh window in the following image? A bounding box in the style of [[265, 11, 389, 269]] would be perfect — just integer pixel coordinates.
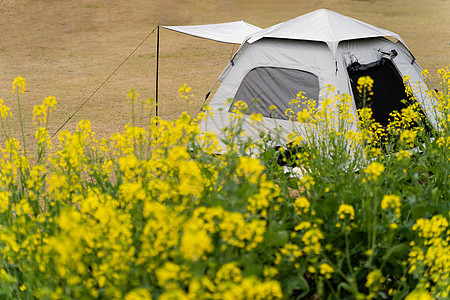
[[347, 58, 412, 127], [229, 67, 320, 120]]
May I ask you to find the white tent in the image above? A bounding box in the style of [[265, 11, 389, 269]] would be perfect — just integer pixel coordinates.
[[163, 9, 437, 151]]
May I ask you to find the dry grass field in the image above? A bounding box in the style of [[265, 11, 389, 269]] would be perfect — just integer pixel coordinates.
[[0, 0, 448, 142]]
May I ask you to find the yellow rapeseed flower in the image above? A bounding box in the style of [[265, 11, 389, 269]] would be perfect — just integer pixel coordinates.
[[365, 269, 385, 288], [337, 203, 355, 220], [396, 149, 411, 160], [178, 160, 203, 196], [412, 215, 448, 239], [0, 99, 12, 119], [294, 197, 310, 215], [127, 89, 140, 103], [32, 104, 47, 124], [12, 76, 26, 94], [363, 162, 385, 181], [180, 220, 214, 261], [381, 194, 401, 218], [297, 109, 311, 123], [124, 289, 152, 300], [43, 96, 57, 109], [301, 228, 324, 255], [400, 129, 417, 147], [249, 113, 263, 125], [357, 76, 374, 99], [319, 263, 334, 279], [236, 156, 265, 185], [178, 83, 194, 100], [215, 262, 242, 283], [300, 174, 315, 190], [405, 290, 433, 300], [0, 191, 11, 213]]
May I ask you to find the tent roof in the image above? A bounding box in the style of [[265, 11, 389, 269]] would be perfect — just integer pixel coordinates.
[[161, 21, 262, 44], [162, 9, 407, 56], [246, 9, 406, 55]]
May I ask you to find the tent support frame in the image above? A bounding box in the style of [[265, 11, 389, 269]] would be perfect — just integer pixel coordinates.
[[156, 25, 160, 119], [200, 77, 220, 112]]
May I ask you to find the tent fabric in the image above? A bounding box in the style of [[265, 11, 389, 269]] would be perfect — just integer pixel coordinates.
[[245, 9, 406, 56], [162, 9, 438, 152], [161, 21, 262, 44], [199, 37, 438, 151]]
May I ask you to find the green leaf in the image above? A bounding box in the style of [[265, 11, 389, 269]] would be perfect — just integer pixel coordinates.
[[392, 287, 411, 300], [282, 275, 309, 295], [337, 282, 358, 295], [264, 230, 289, 248], [242, 263, 263, 277], [411, 204, 429, 219], [241, 253, 263, 277], [384, 243, 408, 263]]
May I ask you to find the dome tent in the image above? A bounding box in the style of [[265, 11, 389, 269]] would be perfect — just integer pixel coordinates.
[[163, 9, 437, 151]]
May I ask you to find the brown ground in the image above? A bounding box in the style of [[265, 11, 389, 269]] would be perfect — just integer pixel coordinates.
[[0, 0, 448, 144]]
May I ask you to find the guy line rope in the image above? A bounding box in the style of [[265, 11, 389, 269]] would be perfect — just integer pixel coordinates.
[[51, 26, 158, 139]]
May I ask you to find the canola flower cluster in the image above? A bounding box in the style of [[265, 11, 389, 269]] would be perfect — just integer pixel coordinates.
[[0, 78, 287, 299], [408, 215, 450, 298], [0, 66, 449, 300]]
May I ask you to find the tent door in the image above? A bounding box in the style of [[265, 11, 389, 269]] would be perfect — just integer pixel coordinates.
[[347, 57, 411, 127]]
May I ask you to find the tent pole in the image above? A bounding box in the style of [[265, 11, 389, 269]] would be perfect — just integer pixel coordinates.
[[200, 77, 220, 112], [156, 24, 160, 119]]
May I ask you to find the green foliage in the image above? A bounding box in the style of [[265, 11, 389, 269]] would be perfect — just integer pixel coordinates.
[[0, 67, 449, 299]]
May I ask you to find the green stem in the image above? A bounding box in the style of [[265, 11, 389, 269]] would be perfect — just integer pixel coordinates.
[[1, 117, 9, 140], [344, 230, 360, 295], [324, 277, 339, 299], [379, 229, 395, 272], [17, 94, 27, 155], [368, 196, 379, 266], [345, 232, 355, 277], [37, 107, 51, 164], [45, 107, 50, 135], [321, 251, 359, 295], [131, 99, 135, 128]]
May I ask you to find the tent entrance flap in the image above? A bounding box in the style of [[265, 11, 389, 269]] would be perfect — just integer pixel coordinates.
[[161, 21, 262, 44], [347, 58, 410, 126]]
